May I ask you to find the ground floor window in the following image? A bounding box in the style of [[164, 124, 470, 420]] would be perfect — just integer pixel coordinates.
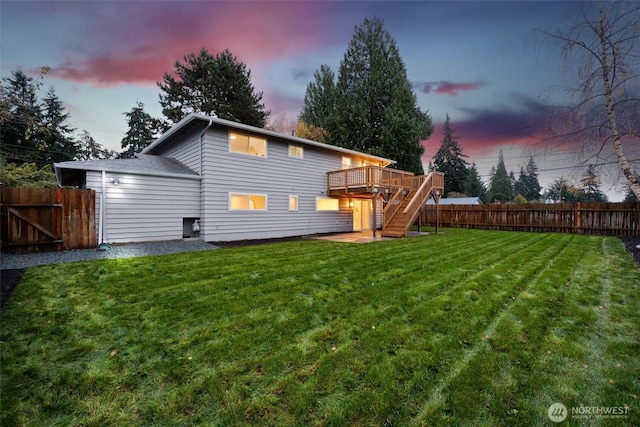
[[229, 193, 267, 210], [289, 195, 298, 211], [316, 197, 339, 211]]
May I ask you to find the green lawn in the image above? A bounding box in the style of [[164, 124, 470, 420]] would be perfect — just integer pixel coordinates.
[[1, 229, 639, 426]]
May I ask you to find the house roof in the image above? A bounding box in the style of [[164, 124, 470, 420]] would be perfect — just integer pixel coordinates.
[[141, 113, 396, 166], [426, 197, 483, 205], [54, 154, 199, 187]]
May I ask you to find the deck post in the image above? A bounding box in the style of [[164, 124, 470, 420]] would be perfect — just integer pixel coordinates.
[[372, 190, 377, 238], [434, 189, 441, 233]]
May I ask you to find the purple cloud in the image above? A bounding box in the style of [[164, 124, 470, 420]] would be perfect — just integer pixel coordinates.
[[414, 80, 482, 96]]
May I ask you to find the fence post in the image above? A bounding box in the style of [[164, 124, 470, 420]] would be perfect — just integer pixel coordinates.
[[575, 203, 581, 234]]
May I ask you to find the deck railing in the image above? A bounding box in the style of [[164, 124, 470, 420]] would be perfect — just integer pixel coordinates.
[[327, 166, 418, 194]]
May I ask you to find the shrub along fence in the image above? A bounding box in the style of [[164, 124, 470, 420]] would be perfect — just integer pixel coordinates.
[[1, 187, 96, 253], [420, 202, 640, 237]]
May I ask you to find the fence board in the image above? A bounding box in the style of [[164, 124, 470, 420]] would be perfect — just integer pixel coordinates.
[[1, 187, 96, 253], [420, 202, 640, 237]]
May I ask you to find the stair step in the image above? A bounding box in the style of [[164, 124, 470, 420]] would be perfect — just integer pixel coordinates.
[[382, 188, 425, 238]]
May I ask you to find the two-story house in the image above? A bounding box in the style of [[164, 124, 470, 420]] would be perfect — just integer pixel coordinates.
[[54, 113, 443, 243]]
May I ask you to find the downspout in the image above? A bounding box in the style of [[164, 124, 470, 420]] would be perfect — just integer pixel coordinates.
[[198, 119, 213, 239], [99, 170, 106, 244]]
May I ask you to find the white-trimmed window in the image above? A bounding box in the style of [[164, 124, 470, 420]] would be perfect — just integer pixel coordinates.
[[289, 144, 304, 158], [289, 195, 298, 211], [342, 157, 352, 169], [316, 197, 339, 211], [229, 132, 266, 157], [229, 193, 267, 211]]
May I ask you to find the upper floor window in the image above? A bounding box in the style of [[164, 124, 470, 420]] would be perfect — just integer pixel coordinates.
[[229, 132, 266, 157], [342, 157, 352, 169], [289, 144, 304, 158]]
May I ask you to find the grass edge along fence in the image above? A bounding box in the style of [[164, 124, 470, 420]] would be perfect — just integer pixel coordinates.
[[420, 202, 640, 237]]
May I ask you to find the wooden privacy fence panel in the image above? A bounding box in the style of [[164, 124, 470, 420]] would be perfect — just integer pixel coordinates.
[[420, 202, 640, 237], [1, 187, 96, 253]]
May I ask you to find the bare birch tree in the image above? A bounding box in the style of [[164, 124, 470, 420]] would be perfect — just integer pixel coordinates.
[[539, 2, 640, 199]]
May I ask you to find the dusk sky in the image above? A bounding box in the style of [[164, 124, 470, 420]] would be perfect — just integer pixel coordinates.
[[2, 1, 637, 200]]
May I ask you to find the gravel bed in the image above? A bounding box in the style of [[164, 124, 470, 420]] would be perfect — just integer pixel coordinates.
[[1, 239, 218, 270]]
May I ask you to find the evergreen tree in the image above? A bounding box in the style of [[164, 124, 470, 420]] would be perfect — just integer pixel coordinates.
[[300, 64, 336, 133], [158, 48, 269, 127], [0, 68, 78, 166], [523, 156, 542, 201], [464, 162, 487, 201], [579, 164, 607, 202], [488, 150, 514, 202], [40, 87, 78, 163], [120, 101, 160, 158], [514, 167, 527, 198], [432, 114, 468, 196], [76, 130, 116, 161], [545, 177, 580, 203], [331, 17, 432, 174], [0, 68, 44, 164]]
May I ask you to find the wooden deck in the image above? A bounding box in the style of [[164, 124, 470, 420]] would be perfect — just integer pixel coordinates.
[[327, 166, 423, 197], [327, 167, 444, 237]]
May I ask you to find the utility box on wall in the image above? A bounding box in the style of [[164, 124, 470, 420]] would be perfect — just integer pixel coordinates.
[[183, 218, 200, 238]]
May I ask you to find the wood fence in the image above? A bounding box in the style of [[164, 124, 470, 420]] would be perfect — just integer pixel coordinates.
[[420, 202, 640, 237], [1, 187, 96, 253]]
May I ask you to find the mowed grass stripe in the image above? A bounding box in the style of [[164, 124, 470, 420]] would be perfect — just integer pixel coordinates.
[[412, 233, 577, 423], [1, 229, 639, 427]]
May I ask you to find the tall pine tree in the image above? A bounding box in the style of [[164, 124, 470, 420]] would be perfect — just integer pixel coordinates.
[[120, 101, 160, 158], [158, 48, 269, 127], [432, 114, 468, 196], [331, 17, 432, 174], [0, 68, 44, 164], [300, 64, 336, 133], [514, 156, 542, 201], [40, 87, 78, 163]]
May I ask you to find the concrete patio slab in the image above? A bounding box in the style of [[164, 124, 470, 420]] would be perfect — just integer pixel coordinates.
[[305, 230, 430, 243]]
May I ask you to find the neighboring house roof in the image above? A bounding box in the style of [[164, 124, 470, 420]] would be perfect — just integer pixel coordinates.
[[54, 154, 199, 187], [426, 197, 483, 205], [142, 113, 396, 166]]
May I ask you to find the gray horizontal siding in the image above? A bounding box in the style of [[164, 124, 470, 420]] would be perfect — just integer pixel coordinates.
[[155, 127, 202, 174], [87, 171, 200, 244], [200, 126, 353, 241]]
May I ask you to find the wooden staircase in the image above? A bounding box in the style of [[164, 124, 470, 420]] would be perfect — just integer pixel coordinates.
[[381, 190, 418, 237], [380, 172, 443, 238]]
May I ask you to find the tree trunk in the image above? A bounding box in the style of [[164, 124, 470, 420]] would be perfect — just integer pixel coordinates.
[[599, 10, 640, 200]]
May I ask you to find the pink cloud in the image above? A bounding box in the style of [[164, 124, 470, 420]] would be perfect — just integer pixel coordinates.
[[420, 107, 552, 162], [415, 81, 481, 96], [46, 2, 332, 87]]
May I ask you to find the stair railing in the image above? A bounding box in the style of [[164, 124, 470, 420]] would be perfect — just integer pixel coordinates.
[[403, 172, 436, 231], [382, 188, 406, 229]]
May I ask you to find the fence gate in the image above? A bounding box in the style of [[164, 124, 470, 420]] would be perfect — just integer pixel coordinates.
[[4, 203, 63, 252], [1, 187, 96, 253]]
